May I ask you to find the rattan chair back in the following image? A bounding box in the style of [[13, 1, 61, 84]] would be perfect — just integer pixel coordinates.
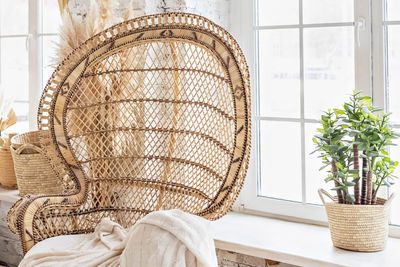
[[35, 12, 251, 236]]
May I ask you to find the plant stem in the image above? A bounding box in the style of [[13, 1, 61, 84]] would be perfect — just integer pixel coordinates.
[[372, 189, 377, 205], [353, 144, 360, 204], [372, 174, 386, 205], [366, 158, 376, 205], [331, 160, 344, 204], [366, 170, 373, 205], [361, 158, 367, 204]]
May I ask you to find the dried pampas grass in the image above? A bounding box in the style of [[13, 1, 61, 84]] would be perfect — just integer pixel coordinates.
[[0, 90, 17, 147], [0, 92, 16, 132], [0, 109, 17, 133], [52, 0, 123, 66], [98, 0, 120, 30], [51, 11, 87, 66], [123, 0, 146, 21]]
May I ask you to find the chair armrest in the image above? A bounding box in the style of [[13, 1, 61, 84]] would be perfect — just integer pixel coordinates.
[[7, 192, 85, 254], [7, 196, 29, 234]]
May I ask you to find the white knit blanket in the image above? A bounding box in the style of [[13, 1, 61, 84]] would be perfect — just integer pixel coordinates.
[[19, 209, 218, 267]]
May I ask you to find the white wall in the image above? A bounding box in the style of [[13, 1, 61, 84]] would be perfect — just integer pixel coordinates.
[[68, 0, 231, 30]]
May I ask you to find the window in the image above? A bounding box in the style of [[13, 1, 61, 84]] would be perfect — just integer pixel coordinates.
[[256, 0, 355, 204], [384, 0, 400, 226], [0, 0, 29, 132], [234, 0, 400, 234], [0, 0, 60, 133], [42, 1, 61, 87]]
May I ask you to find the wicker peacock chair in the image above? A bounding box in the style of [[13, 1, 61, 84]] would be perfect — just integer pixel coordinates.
[[8, 12, 251, 254]]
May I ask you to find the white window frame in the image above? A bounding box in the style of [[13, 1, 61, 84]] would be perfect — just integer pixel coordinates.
[[30, 0, 59, 131], [28, 0, 42, 130], [231, 0, 400, 237], [0, 0, 57, 132]]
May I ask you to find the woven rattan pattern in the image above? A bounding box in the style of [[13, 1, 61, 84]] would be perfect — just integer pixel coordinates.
[[8, 13, 251, 253]]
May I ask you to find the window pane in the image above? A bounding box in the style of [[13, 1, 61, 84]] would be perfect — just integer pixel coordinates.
[[304, 27, 354, 119], [389, 135, 400, 226], [305, 123, 332, 204], [303, 0, 353, 24], [386, 0, 400, 21], [4, 102, 29, 134], [42, 35, 58, 86], [387, 22, 400, 229], [259, 121, 302, 202], [42, 0, 61, 33], [0, 37, 29, 102], [387, 26, 400, 123], [0, 0, 28, 35], [258, 29, 300, 118], [258, 0, 298, 26]]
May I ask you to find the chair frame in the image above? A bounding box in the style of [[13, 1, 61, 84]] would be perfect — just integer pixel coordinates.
[[8, 12, 251, 254]]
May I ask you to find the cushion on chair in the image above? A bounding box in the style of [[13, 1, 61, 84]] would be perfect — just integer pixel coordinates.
[[25, 234, 87, 257], [21, 210, 218, 267]]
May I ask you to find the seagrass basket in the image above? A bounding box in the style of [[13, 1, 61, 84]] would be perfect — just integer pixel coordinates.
[[318, 188, 395, 252], [0, 147, 17, 189], [10, 131, 63, 196]]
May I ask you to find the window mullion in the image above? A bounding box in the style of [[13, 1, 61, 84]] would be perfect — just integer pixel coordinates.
[[299, 0, 306, 204], [371, 0, 386, 109], [28, 0, 42, 130], [354, 0, 373, 98]]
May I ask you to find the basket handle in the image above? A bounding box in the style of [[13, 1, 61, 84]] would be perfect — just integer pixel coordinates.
[[318, 188, 336, 204], [319, 189, 396, 207], [384, 193, 396, 208], [14, 143, 43, 155]]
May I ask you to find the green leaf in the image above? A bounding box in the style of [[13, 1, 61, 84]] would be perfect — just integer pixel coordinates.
[[361, 99, 372, 105], [319, 164, 330, 171], [357, 144, 367, 151], [366, 151, 379, 157], [383, 179, 392, 187], [336, 162, 344, 169], [348, 169, 359, 174], [346, 194, 356, 203], [331, 186, 343, 191]]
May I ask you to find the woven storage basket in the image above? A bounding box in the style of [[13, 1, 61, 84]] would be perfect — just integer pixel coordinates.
[[0, 147, 17, 189], [318, 188, 395, 252], [10, 131, 63, 196]]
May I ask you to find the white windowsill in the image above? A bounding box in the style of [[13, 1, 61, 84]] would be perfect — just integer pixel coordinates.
[[211, 212, 400, 267], [1, 188, 399, 267], [0, 187, 19, 203]]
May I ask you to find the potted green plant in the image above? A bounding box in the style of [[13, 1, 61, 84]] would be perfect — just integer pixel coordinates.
[[313, 91, 399, 252]]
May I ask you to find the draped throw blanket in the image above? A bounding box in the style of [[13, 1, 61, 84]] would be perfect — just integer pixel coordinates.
[[19, 210, 218, 267]]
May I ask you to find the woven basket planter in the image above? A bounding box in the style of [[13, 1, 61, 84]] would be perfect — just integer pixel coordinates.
[[0, 147, 17, 189], [10, 131, 63, 196], [318, 189, 395, 252]]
